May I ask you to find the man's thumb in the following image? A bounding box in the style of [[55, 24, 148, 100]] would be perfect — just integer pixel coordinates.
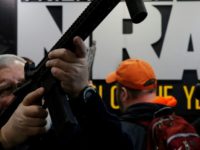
[[73, 36, 87, 58], [22, 87, 45, 106]]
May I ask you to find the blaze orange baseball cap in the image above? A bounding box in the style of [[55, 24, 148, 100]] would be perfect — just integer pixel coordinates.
[[106, 58, 157, 90]]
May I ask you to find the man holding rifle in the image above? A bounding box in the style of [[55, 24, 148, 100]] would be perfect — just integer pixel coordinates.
[[0, 37, 132, 150]]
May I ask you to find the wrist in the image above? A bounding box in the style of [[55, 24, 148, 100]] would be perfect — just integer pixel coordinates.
[[70, 82, 91, 99], [78, 86, 96, 103], [70, 85, 97, 107], [70, 85, 107, 119], [70, 85, 97, 117]]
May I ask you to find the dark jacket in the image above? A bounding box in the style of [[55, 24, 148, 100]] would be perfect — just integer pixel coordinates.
[[8, 89, 132, 150], [120, 103, 171, 150]]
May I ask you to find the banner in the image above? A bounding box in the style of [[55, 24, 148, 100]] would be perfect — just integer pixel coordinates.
[[1, 0, 200, 122]]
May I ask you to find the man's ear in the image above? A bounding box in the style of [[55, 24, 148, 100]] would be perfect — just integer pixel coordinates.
[[120, 87, 128, 102]]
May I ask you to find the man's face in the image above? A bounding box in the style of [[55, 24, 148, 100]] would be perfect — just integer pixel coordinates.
[[0, 62, 24, 110]]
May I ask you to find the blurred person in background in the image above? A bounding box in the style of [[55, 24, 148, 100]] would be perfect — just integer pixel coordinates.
[[0, 54, 26, 114], [0, 54, 48, 149]]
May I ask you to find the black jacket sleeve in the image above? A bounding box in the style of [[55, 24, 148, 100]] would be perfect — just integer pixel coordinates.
[[70, 87, 133, 150]]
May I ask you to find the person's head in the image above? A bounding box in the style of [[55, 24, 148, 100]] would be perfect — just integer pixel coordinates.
[[0, 54, 26, 111], [106, 58, 157, 111]]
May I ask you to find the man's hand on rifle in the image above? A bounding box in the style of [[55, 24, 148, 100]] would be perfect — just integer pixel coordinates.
[[46, 36, 89, 98], [0, 87, 48, 149]]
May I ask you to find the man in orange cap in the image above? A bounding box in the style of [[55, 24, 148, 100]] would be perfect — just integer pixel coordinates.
[[106, 58, 178, 149], [106, 58, 177, 111]]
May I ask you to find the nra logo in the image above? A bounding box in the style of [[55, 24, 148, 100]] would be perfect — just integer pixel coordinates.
[[17, 1, 200, 80]]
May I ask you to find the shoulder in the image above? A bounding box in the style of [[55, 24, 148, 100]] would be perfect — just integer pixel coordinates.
[[121, 121, 147, 150]]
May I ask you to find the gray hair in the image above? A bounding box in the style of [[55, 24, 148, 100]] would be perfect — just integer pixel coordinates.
[[0, 54, 26, 68]]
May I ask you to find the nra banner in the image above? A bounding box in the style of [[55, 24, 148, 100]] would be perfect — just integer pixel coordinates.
[[1, 0, 200, 122]]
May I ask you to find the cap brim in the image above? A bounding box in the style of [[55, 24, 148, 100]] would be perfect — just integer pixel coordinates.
[[105, 72, 117, 83]]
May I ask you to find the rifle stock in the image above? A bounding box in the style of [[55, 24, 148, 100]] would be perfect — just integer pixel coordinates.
[[0, 0, 147, 137]]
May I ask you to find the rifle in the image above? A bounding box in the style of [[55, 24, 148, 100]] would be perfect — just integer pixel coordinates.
[[0, 0, 147, 137], [88, 34, 96, 81]]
